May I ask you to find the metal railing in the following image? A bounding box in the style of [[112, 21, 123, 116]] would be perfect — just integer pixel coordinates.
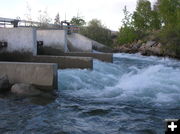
[[0, 17, 80, 34]]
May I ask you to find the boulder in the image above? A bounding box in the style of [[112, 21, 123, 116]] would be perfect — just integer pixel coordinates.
[[119, 46, 131, 53], [11, 83, 42, 97], [151, 43, 162, 55], [139, 43, 146, 54], [145, 41, 156, 47], [132, 42, 142, 50], [150, 47, 162, 55], [0, 75, 10, 93], [140, 42, 163, 56]]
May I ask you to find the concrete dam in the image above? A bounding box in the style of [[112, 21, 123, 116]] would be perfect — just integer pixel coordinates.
[[0, 19, 113, 92]]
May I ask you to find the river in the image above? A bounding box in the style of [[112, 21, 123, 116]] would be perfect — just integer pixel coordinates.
[[0, 53, 180, 134]]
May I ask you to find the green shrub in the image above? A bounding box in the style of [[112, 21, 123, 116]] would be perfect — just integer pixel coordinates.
[[117, 26, 138, 45]]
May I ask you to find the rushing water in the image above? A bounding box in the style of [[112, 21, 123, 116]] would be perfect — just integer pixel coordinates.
[[0, 53, 180, 134]]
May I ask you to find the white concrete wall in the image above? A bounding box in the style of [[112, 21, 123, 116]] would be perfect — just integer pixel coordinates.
[[0, 27, 37, 55], [67, 33, 92, 52], [37, 30, 101, 53], [37, 30, 66, 52]]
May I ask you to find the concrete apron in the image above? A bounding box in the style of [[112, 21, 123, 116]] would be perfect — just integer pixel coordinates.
[[0, 53, 93, 69], [31, 55, 93, 69], [61, 52, 113, 63], [0, 62, 58, 91], [38, 49, 113, 63]]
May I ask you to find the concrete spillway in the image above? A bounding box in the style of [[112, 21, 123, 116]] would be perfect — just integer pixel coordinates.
[[37, 30, 110, 53], [67, 33, 92, 52], [36, 30, 113, 62]]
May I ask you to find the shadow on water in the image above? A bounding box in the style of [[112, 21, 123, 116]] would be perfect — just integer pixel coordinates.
[[30, 95, 56, 106], [0, 92, 57, 106]]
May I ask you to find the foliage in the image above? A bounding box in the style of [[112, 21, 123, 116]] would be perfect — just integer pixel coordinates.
[[132, 0, 162, 32], [70, 16, 86, 26], [150, 10, 161, 30], [122, 6, 133, 27], [132, 0, 152, 31], [37, 9, 52, 28], [80, 19, 112, 46], [157, 0, 179, 26], [117, 26, 138, 45], [157, 0, 180, 55], [117, 0, 179, 53], [117, 6, 138, 45]]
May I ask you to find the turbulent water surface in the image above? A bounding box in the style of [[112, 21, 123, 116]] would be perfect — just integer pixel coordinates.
[[0, 53, 180, 134]]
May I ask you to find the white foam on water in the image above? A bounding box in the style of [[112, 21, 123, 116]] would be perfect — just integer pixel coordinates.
[[59, 53, 180, 106]]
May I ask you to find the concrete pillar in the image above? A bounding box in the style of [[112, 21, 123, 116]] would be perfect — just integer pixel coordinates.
[[37, 29, 66, 53]]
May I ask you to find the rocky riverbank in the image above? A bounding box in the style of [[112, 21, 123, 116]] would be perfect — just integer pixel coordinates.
[[113, 40, 179, 59]]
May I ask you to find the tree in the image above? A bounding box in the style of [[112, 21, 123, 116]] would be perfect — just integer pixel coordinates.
[[157, 0, 180, 27], [117, 6, 138, 45], [70, 16, 86, 26], [54, 13, 60, 25], [122, 6, 133, 27], [37, 9, 52, 28], [150, 10, 161, 30], [80, 19, 112, 46], [88, 19, 102, 27], [24, 2, 32, 21], [132, 0, 152, 31], [157, 0, 180, 53], [117, 26, 138, 45]]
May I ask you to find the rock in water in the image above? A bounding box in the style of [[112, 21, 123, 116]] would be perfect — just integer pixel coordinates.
[[0, 75, 10, 93], [11, 83, 42, 97]]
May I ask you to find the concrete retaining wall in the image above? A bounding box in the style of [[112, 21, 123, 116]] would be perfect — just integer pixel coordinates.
[[37, 30, 67, 53], [0, 62, 58, 91], [0, 27, 37, 55]]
